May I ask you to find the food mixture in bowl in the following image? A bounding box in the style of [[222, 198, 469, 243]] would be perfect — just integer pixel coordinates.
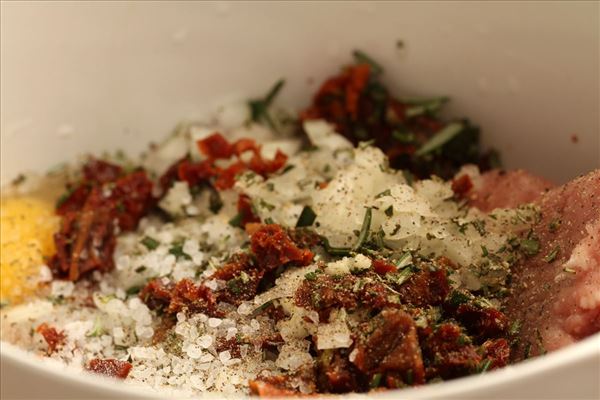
[[1, 53, 598, 396]]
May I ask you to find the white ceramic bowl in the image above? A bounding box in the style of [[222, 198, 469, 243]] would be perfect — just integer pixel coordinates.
[[1, 2, 599, 399]]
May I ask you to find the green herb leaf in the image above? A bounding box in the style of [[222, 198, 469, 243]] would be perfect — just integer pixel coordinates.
[[404, 97, 449, 118], [305, 271, 318, 281], [353, 207, 372, 251], [548, 218, 561, 233], [169, 242, 192, 260], [229, 213, 243, 227], [141, 236, 160, 250], [520, 238, 540, 256], [209, 189, 223, 214], [296, 206, 317, 228], [375, 189, 391, 199], [353, 50, 383, 76], [415, 122, 464, 157], [543, 246, 560, 263], [384, 205, 394, 217], [126, 285, 142, 296], [369, 373, 383, 388], [248, 79, 285, 130]]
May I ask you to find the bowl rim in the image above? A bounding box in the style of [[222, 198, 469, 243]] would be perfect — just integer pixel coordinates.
[[1, 333, 599, 399]]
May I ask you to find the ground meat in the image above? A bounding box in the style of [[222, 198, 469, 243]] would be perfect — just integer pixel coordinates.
[[86, 358, 132, 379], [463, 169, 554, 212], [36, 323, 65, 354], [352, 309, 425, 386], [505, 170, 600, 358]]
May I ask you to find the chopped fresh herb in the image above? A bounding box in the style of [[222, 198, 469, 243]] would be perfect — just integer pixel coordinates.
[[369, 373, 383, 388], [415, 122, 464, 157], [353, 207, 372, 251], [478, 359, 492, 373], [471, 219, 487, 236], [402, 170, 414, 186], [141, 236, 159, 250], [375, 189, 391, 199], [353, 50, 383, 76], [281, 164, 295, 174], [134, 266, 147, 273], [321, 236, 352, 256], [229, 213, 243, 227], [55, 188, 75, 208], [387, 266, 414, 287], [392, 129, 416, 144], [169, 242, 192, 260], [543, 246, 560, 263], [264, 217, 275, 225], [126, 286, 142, 296], [209, 189, 223, 214], [248, 79, 285, 131], [548, 218, 561, 233], [563, 267, 576, 274], [86, 317, 104, 338], [509, 320, 522, 336], [447, 290, 472, 307], [304, 272, 318, 281], [384, 205, 394, 217], [405, 369, 414, 385], [404, 97, 449, 118], [481, 246, 489, 257], [258, 198, 275, 211], [520, 238, 540, 256], [296, 206, 317, 228], [265, 182, 275, 191], [395, 252, 412, 268]]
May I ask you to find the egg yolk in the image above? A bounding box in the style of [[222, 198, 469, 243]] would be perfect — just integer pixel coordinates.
[[1, 197, 59, 305]]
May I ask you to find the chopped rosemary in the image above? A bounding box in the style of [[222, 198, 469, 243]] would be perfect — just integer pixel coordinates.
[[353, 50, 383, 76], [141, 236, 160, 250], [248, 79, 285, 131], [353, 207, 372, 251], [543, 246, 560, 263], [415, 122, 464, 156]]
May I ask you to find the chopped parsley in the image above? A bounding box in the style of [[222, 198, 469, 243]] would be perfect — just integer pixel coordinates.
[[296, 206, 317, 228], [141, 236, 160, 250]]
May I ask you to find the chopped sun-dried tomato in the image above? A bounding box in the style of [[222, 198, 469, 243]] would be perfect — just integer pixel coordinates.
[[249, 375, 299, 397], [352, 309, 425, 386], [237, 194, 261, 228], [139, 278, 222, 318], [451, 174, 473, 198], [51, 160, 154, 281], [481, 338, 510, 369], [372, 259, 397, 275], [250, 224, 313, 271], [36, 323, 66, 354], [160, 133, 288, 193], [86, 358, 132, 379]]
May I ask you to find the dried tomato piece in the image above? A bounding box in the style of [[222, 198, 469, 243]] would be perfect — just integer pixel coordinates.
[[250, 224, 313, 271], [395, 268, 450, 307], [139, 278, 222, 318], [51, 188, 118, 281], [372, 259, 397, 275], [83, 159, 123, 184], [197, 133, 234, 159], [352, 309, 425, 386], [480, 338, 510, 369], [451, 174, 473, 198], [454, 303, 509, 338], [249, 375, 299, 397], [421, 323, 482, 379], [317, 350, 365, 393], [36, 323, 65, 354], [86, 359, 132, 379], [236, 194, 260, 228], [112, 171, 154, 231]]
